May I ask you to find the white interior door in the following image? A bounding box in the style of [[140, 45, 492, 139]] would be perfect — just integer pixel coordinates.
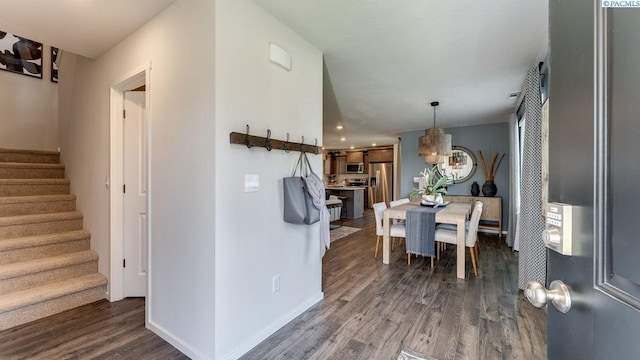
[[123, 91, 148, 297]]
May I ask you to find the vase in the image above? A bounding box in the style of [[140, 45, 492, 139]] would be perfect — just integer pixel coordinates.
[[422, 194, 444, 204], [482, 180, 497, 197], [470, 181, 480, 196]]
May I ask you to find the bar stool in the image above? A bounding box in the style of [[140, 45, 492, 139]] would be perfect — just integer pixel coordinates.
[[337, 196, 349, 221], [326, 195, 344, 229]]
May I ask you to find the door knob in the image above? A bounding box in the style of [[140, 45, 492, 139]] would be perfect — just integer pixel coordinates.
[[525, 280, 572, 313]]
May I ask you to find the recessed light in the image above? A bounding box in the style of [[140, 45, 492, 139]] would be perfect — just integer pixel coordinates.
[[350, 146, 354, 149], [372, 143, 377, 146], [340, 137, 346, 141], [336, 125, 343, 130]]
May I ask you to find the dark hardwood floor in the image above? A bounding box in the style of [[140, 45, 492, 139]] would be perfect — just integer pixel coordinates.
[[0, 298, 188, 360], [0, 211, 546, 360], [242, 211, 547, 360]]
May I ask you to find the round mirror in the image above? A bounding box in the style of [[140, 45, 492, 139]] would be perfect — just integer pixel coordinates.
[[436, 145, 477, 184]]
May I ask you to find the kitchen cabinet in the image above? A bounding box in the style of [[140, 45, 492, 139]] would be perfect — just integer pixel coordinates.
[[346, 151, 364, 163], [363, 152, 370, 173], [330, 155, 346, 174], [368, 149, 393, 163]]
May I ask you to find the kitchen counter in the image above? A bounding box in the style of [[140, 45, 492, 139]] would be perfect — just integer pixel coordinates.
[[325, 186, 366, 191], [325, 186, 365, 219]]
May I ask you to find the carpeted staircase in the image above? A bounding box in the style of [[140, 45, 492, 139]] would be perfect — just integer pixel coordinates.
[[0, 148, 107, 331]]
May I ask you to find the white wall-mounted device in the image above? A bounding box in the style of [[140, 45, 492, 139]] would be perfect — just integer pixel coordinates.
[[269, 43, 292, 71], [244, 174, 260, 192], [543, 202, 576, 256]]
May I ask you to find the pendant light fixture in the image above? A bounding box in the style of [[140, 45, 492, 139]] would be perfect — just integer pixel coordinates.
[[418, 101, 452, 164]]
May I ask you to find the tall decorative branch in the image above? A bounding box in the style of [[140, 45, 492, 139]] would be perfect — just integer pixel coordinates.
[[478, 150, 505, 181]]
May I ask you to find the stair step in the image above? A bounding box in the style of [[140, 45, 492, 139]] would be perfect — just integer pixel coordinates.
[[0, 179, 70, 197], [0, 230, 91, 265], [0, 194, 76, 217], [0, 162, 65, 179], [0, 148, 60, 164], [0, 250, 98, 295], [0, 212, 83, 240], [0, 273, 107, 331]]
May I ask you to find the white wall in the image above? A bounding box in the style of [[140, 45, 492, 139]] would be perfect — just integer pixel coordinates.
[[57, 0, 215, 359], [0, 45, 58, 151], [215, 0, 324, 359]]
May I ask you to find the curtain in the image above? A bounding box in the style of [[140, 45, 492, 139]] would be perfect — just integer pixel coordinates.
[[518, 65, 547, 290], [507, 113, 521, 250]]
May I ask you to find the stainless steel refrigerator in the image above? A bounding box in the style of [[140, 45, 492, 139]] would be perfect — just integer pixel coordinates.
[[369, 163, 393, 207]]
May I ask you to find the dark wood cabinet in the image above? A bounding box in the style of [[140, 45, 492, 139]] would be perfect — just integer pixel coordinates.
[[331, 155, 346, 174], [368, 149, 393, 163], [364, 152, 369, 173], [346, 151, 364, 163]]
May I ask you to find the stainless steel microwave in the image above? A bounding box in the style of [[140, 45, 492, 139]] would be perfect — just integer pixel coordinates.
[[346, 163, 364, 173]]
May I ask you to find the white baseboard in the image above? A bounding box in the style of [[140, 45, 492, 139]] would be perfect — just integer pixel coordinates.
[[219, 291, 325, 360], [478, 228, 508, 236], [148, 319, 210, 360]]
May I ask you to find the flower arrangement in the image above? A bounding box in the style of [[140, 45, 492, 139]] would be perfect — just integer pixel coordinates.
[[478, 150, 505, 181], [410, 166, 453, 202]]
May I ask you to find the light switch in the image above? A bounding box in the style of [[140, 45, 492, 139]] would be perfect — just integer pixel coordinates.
[[245, 174, 259, 192]]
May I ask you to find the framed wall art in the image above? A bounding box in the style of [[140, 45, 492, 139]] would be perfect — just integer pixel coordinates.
[[51, 47, 59, 82], [0, 30, 43, 79]]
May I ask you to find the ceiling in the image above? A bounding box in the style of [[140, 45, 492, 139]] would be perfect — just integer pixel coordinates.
[[255, 0, 548, 149], [0, 0, 547, 150], [0, 0, 177, 59]]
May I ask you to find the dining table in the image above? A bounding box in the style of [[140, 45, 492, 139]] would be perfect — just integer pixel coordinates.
[[382, 201, 472, 279]]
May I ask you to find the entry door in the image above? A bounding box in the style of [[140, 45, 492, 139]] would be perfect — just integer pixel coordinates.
[[548, 1, 640, 358], [123, 91, 148, 297]]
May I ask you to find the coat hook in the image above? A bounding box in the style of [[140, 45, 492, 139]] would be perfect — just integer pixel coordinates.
[[301, 136, 305, 152], [283, 133, 290, 153], [264, 129, 273, 151], [244, 125, 253, 148], [313, 138, 319, 155]]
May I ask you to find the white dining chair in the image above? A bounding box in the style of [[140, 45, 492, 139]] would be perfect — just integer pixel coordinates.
[[434, 201, 483, 276], [373, 202, 406, 259], [388, 198, 410, 248], [389, 198, 410, 207]]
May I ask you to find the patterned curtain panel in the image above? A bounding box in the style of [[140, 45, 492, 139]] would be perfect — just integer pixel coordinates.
[[507, 113, 520, 250], [518, 65, 547, 290]]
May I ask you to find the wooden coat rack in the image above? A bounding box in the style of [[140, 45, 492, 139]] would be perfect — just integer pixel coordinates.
[[229, 125, 321, 154]]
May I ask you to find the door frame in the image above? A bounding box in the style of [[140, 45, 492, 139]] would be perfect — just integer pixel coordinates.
[[109, 62, 152, 302]]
